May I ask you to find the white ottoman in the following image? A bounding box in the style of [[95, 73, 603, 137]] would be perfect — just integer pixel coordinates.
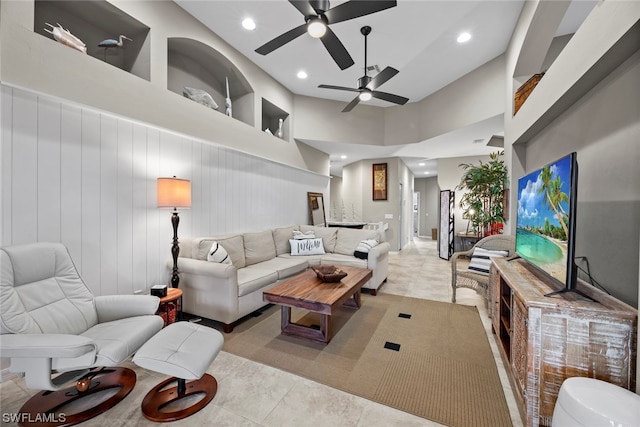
[[133, 321, 224, 422]]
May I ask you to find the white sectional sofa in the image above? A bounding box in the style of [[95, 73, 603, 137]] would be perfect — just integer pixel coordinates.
[[175, 225, 390, 332]]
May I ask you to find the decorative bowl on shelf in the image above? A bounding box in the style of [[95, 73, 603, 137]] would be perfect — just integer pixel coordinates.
[[312, 265, 347, 282]]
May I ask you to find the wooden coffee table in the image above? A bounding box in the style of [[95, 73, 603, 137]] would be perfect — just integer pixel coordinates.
[[263, 265, 372, 344]]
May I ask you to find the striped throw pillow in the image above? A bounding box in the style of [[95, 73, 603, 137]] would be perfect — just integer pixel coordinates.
[[468, 247, 508, 275], [207, 241, 232, 265]]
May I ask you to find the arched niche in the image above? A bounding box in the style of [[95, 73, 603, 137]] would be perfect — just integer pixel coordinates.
[[167, 37, 254, 126]]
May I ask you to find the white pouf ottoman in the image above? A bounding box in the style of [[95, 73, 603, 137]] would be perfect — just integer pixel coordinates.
[[133, 321, 224, 422]]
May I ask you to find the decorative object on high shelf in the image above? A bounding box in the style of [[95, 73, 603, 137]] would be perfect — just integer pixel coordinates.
[[225, 77, 232, 117], [98, 34, 131, 61], [264, 128, 273, 135], [183, 87, 219, 110], [44, 23, 86, 53], [276, 118, 284, 138], [456, 151, 508, 237], [372, 163, 387, 200], [157, 177, 192, 288]]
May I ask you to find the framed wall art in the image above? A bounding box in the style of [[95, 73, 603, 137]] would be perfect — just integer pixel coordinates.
[[372, 163, 387, 200]]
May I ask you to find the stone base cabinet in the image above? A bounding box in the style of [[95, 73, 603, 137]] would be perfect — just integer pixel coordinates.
[[489, 257, 637, 427]]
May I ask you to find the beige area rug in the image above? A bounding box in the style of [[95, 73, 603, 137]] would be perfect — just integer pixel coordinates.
[[223, 293, 512, 427]]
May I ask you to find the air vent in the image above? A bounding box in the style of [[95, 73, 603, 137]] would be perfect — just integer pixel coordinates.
[[367, 64, 380, 73]]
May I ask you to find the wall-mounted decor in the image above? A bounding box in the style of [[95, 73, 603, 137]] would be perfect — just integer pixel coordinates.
[[372, 163, 387, 200]]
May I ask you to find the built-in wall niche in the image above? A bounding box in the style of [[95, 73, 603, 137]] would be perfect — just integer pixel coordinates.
[[167, 38, 254, 127], [262, 98, 289, 141], [33, 0, 150, 80]]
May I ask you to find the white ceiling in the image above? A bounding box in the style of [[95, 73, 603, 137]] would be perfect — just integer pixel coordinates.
[[174, 0, 597, 177]]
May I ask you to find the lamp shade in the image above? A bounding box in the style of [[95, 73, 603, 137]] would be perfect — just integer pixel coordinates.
[[157, 177, 191, 208]]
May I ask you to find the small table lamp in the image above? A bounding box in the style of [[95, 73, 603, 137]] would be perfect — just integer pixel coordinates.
[[157, 177, 191, 288]]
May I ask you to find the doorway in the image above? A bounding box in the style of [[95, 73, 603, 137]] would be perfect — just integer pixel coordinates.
[[413, 192, 419, 236]]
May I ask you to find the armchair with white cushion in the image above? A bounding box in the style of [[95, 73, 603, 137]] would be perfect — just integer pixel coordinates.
[[0, 242, 164, 424], [451, 234, 516, 304]]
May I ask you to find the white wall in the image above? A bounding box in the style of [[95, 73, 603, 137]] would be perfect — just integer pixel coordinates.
[[0, 85, 328, 297]]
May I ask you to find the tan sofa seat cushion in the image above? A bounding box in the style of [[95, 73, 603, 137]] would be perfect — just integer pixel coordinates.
[[237, 268, 278, 297], [320, 253, 368, 269], [244, 230, 276, 266], [277, 253, 323, 267], [248, 257, 307, 280], [299, 225, 338, 253], [334, 228, 379, 256]]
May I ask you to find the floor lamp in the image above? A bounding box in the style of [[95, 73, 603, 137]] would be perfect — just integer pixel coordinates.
[[157, 177, 191, 288]]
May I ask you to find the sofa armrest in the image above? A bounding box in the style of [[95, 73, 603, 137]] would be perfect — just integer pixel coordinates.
[[95, 295, 160, 323], [176, 257, 237, 279]]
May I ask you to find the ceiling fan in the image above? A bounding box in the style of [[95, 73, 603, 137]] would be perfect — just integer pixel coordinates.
[[319, 25, 409, 112], [254, 0, 397, 70]]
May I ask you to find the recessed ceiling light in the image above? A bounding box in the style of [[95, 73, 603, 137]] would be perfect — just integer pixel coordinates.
[[419, 162, 425, 166], [424, 171, 430, 175], [341, 155, 347, 159], [242, 18, 256, 31], [457, 32, 471, 43], [297, 70, 308, 79]]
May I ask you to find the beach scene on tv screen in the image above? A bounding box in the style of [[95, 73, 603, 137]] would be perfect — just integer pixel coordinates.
[[516, 156, 573, 284]]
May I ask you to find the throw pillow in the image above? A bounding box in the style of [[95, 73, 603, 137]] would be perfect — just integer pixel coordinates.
[[289, 238, 326, 256], [354, 239, 380, 259], [292, 230, 316, 239], [207, 241, 232, 265], [468, 247, 509, 275]]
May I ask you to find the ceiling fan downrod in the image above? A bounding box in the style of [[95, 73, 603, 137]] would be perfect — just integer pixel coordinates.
[[358, 26, 372, 89]]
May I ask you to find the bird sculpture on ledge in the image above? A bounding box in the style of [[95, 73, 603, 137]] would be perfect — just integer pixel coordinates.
[[98, 34, 132, 61]]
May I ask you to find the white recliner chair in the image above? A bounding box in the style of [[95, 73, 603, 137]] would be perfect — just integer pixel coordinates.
[[0, 242, 164, 425]]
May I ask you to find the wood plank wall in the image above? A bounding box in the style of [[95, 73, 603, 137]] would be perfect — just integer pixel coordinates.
[[1, 85, 328, 296]]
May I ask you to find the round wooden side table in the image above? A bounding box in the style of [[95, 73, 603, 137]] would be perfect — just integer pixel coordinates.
[[158, 288, 183, 326]]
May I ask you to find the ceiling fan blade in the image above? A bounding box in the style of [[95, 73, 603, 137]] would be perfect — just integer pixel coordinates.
[[366, 66, 399, 90], [289, 0, 317, 16], [342, 95, 361, 113], [320, 27, 355, 70], [318, 84, 361, 93], [325, 0, 397, 24], [371, 90, 409, 105], [255, 23, 308, 55]]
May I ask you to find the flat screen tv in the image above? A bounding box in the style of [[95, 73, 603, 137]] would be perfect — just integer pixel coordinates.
[[515, 152, 589, 299]]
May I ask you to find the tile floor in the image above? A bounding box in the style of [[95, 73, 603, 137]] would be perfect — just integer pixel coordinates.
[[0, 237, 523, 426]]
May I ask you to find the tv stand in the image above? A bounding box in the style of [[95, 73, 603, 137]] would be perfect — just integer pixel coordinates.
[[489, 257, 637, 427]]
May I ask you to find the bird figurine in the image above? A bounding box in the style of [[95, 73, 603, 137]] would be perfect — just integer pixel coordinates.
[[98, 35, 132, 61]]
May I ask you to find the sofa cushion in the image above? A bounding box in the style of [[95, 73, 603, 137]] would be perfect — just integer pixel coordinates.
[[237, 268, 278, 297], [320, 253, 368, 269], [215, 235, 246, 268], [289, 238, 325, 256], [247, 257, 307, 280], [334, 228, 380, 256], [272, 225, 297, 256], [300, 225, 338, 253], [243, 230, 276, 266], [277, 253, 323, 267]]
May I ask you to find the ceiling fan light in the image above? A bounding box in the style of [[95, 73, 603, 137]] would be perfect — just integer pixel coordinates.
[[307, 19, 327, 38], [359, 91, 372, 101]]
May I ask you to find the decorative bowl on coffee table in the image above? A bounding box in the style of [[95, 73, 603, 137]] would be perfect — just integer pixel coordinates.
[[312, 265, 348, 282]]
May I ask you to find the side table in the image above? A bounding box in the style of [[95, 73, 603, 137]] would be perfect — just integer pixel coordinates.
[[157, 288, 183, 326]]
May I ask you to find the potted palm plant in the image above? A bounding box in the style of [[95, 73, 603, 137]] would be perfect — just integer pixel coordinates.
[[456, 151, 508, 237]]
